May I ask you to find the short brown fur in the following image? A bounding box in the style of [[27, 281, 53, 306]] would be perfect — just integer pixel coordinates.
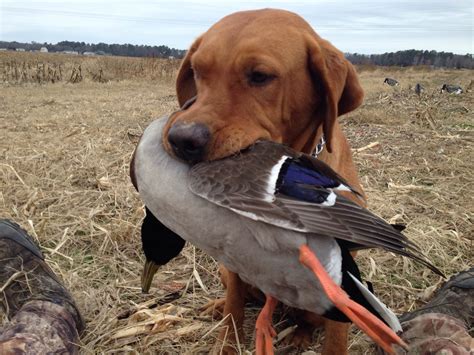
[[164, 9, 366, 354]]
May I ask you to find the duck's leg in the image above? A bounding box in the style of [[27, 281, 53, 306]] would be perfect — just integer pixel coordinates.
[[298, 245, 408, 355], [255, 295, 278, 355]]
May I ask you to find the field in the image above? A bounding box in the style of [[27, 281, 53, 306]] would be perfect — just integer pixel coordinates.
[[0, 52, 473, 354]]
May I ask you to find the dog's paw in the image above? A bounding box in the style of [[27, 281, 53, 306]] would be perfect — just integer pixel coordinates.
[[199, 298, 226, 319], [210, 328, 243, 355], [282, 325, 314, 349]]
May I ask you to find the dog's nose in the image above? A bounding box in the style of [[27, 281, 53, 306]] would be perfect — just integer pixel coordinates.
[[167, 122, 210, 163]]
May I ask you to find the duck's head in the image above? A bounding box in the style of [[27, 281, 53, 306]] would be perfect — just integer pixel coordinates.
[[140, 208, 186, 293], [130, 137, 187, 293]]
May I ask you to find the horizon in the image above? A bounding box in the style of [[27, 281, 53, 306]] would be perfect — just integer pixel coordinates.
[[2, 39, 472, 57], [1, 1, 472, 55]]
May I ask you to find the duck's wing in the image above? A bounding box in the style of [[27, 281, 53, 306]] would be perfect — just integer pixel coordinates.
[[189, 141, 443, 276], [189, 140, 372, 237], [189, 140, 361, 230]]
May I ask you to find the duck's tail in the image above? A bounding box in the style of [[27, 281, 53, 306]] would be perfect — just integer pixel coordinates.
[[299, 245, 407, 354], [347, 272, 402, 332], [322, 244, 401, 332], [334, 242, 402, 332]]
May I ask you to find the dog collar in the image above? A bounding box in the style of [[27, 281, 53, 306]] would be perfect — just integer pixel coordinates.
[[312, 134, 326, 158]]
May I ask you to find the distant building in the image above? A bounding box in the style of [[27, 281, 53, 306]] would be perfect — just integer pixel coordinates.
[[82, 51, 96, 56], [0, 48, 7, 51], [168, 56, 175, 59], [15, 48, 25, 52], [40, 47, 48, 53], [62, 50, 79, 55]]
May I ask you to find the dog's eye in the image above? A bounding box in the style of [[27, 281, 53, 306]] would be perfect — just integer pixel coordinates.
[[247, 70, 275, 86]]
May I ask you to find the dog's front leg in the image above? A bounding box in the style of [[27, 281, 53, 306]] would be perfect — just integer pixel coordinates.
[[322, 319, 350, 355], [213, 270, 247, 354]]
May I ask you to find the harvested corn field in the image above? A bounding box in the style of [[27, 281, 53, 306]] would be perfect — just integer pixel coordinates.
[[0, 52, 472, 353]]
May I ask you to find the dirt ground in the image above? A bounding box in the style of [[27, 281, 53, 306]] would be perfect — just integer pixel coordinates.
[[0, 56, 473, 354]]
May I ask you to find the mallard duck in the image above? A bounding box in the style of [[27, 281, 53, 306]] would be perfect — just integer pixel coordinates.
[[383, 78, 399, 86], [132, 116, 443, 354], [441, 84, 463, 94], [415, 83, 424, 96]]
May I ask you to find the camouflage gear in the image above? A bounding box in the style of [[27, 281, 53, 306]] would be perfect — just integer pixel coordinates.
[[396, 313, 473, 354], [381, 267, 474, 354], [0, 220, 84, 354], [400, 267, 474, 329], [0, 300, 80, 354]]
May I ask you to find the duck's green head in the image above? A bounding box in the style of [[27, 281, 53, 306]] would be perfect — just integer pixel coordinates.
[[140, 208, 186, 293]]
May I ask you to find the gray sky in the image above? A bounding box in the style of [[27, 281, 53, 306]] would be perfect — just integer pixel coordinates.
[[1, 0, 472, 54]]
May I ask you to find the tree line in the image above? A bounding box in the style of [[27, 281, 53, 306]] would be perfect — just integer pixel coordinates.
[[345, 50, 473, 69], [0, 40, 186, 58], [1, 41, 472, 69]]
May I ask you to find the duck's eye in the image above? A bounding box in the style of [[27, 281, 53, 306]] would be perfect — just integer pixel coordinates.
[[247, 70, 275, 87]]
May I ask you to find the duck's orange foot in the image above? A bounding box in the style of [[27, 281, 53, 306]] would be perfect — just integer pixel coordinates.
[[255, 295, 278, 355], [299, 244, 408, 355]]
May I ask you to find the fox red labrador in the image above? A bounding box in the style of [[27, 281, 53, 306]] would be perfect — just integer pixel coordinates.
[[163, 8, 365, 354]]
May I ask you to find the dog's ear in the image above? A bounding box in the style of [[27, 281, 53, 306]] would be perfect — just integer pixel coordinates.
[[176, 36, 202, 107], [306, 35, 364, 152]]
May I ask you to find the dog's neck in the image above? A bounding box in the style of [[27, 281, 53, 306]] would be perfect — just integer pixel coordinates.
[[291, 119, 326, 156]]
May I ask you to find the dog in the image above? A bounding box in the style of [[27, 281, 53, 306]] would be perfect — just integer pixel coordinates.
[[162, 9, 366, 354]]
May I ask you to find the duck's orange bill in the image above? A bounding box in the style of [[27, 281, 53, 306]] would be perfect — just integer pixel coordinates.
[[255, 295, 278, 355], [299, 244, 408, 354]]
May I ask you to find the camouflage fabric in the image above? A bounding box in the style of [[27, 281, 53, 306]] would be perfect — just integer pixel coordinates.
[[0, 220, 84, 354], [395, 313, 473, 355], [0, 300, 80, 354], [399, 267, 474, 330]]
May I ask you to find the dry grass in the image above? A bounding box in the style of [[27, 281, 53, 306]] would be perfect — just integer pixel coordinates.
[[0, 52, 473, 354]]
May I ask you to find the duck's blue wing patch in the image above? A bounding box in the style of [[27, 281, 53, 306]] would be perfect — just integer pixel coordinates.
[[277, 156, 360, 204], [280, 158, 341, 190]]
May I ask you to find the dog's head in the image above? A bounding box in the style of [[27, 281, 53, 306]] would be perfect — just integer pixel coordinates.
[[163, 9, 363, 163]]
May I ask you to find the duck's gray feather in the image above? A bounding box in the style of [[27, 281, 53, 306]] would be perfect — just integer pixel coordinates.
[[189, 142, 442, 276]]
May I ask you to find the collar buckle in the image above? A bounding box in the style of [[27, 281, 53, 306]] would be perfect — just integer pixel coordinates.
[[312, 135, 326, 158]]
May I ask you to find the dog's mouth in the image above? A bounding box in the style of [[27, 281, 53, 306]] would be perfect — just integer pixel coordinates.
[[166, 138, 268, 167], [234, 139, 270, 155], [189, 138, 274, 167]]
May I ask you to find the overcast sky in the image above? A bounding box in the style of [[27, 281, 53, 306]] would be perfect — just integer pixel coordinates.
[[1, 0, 472, 54]]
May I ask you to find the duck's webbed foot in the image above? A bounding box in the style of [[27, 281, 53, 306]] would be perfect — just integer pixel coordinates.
[[255, 295, 278, 355]]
